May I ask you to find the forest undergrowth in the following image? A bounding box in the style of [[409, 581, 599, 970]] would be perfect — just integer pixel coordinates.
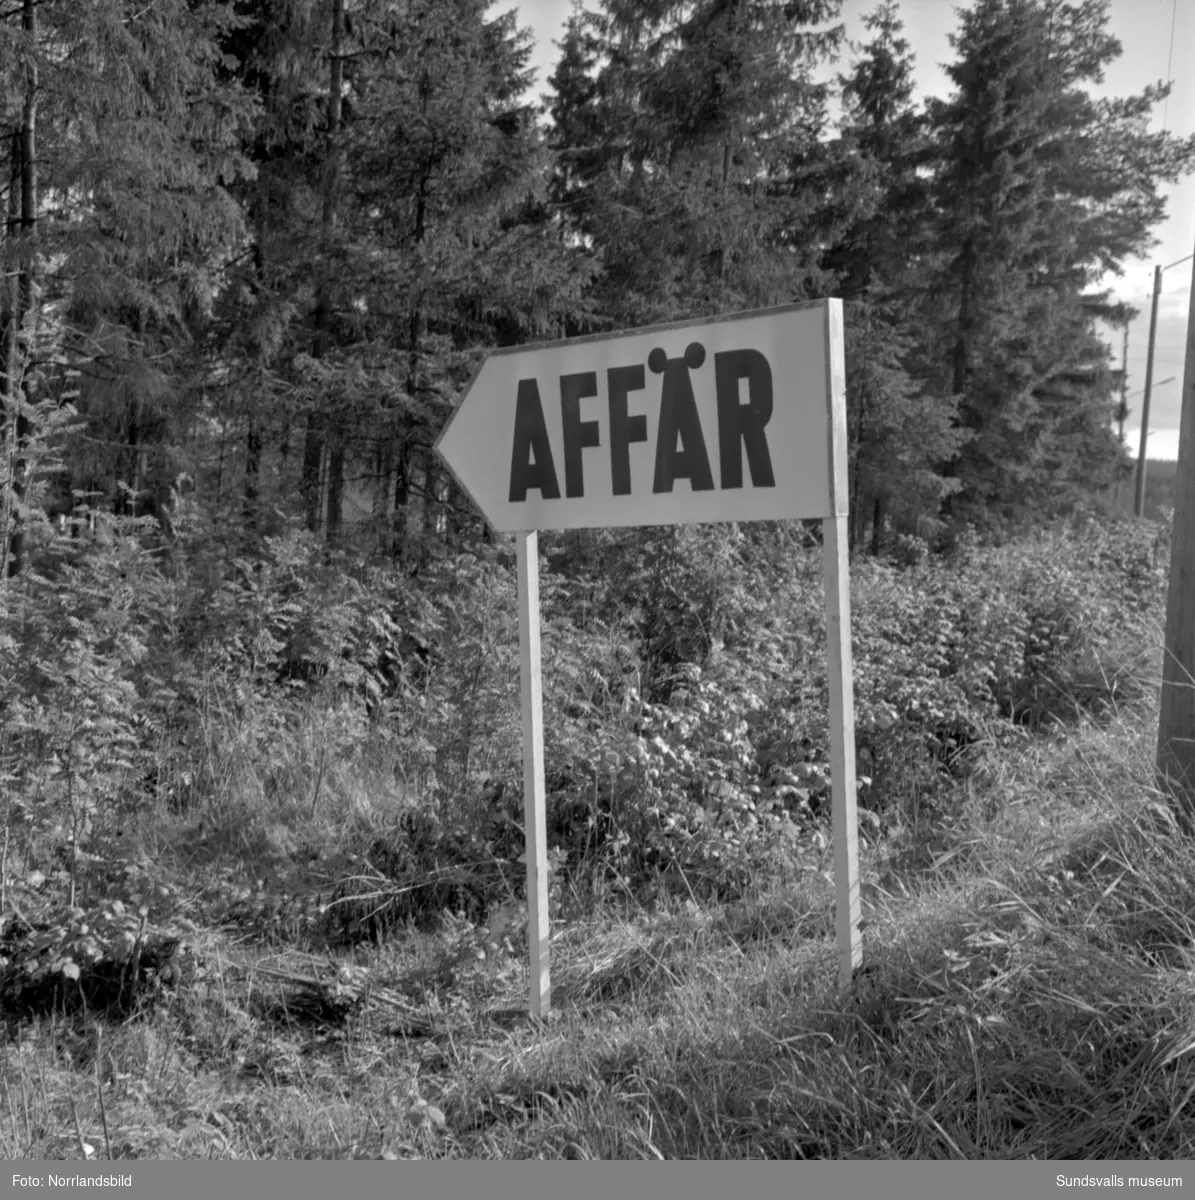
[[0, 507, 1191, 1159]]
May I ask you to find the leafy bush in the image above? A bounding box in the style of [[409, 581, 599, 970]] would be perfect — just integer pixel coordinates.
[[0, 525, 175, 903], [0, 499, 1170, 941]]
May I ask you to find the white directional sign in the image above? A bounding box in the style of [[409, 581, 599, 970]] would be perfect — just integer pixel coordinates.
[[435, 300, 859, 1020], [435, 303, 844, 532]]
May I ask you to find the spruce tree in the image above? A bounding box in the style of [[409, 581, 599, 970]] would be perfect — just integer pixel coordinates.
[[207, 0, 591, 549], [343, 0, 593, 549], [205, 0, 361, 539], [929, 0, 1195, 533], [548, 0, 845, 329], [826, 1, 932, 299], [826, 1, 964, 553], [0, 1, 257, 570]]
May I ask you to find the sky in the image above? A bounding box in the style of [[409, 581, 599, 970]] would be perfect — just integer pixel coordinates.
[[501, 0, 1195, 461]]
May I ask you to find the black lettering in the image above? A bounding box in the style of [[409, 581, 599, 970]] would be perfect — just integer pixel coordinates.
[[509, 378, 561, 502], [649, 343, 714, 494], [715, 348, 775, 489], [560, 371, 600, 499], [607, 364, 647, 496]]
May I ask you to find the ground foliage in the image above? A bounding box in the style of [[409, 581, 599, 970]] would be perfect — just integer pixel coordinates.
[[0, 505, 1169, 952], [0, 484, 1180, 1159]]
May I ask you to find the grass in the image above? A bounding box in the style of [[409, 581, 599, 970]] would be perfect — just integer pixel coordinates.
[[3, 652, 1195, 1161]]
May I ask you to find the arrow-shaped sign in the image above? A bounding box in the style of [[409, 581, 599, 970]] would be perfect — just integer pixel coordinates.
[[436, 301, 843, 532]]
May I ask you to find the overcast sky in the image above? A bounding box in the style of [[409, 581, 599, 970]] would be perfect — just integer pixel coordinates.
[[503, 0, 1194, 460]]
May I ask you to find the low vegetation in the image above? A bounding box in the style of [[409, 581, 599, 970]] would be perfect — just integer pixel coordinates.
[[0, 506, 1189, 1159]]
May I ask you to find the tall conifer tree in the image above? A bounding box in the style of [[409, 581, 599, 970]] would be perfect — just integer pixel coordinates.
[[548, 0, 845, 328], [930, 0, 1195, 532], [827, 2, 964, 553], [210, 0, 592, 547], [0, 1, 258, 566]]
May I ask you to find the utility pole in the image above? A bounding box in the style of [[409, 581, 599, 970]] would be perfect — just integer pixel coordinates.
[[1137, 255, 1195, 517], [1116, 323, 1129, 506], [1119, 324, 1129, 442], [1135, 266, 1162, 518], [1157, 236, 1195, 823]]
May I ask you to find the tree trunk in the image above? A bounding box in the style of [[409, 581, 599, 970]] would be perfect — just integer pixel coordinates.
[[374, 435, 395, 550], [300, 414, 323, 532], [951, 239, 975, 399], [422, 448, 437, 536], [393, 446, 410, 547], [445, 477, 462, 541], [395, 160, 430, 559], [116, 417, 139, 517], [939, 236, 977, 525], [304, 0, 346, 537], [244, 420, 262, 530], [870, 494, 883, 558], [246, 144, 271, 532], [2, 0, 36, 578], [326, 439, 344, 538], [1, 133, 20, 579]]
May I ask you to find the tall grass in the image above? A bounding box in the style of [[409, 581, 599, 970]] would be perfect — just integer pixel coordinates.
[[1, 515, 1189, 1159]]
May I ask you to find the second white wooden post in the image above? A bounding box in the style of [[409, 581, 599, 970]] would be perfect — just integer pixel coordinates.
[[823, 513, 862, 994], [821, 298, 862, 995]]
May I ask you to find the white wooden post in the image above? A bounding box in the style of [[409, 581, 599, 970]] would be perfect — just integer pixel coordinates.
[[516, 530, 551, 1016], [822, 299, 862, 994], [823, 514, 862, 993]]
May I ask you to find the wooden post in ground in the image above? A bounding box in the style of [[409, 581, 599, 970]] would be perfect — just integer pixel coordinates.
[[516, 530, 551, 1016], [1157, 250, 1195, 822], [823, 513, 862, 993], [822, 299, 862, 994]]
